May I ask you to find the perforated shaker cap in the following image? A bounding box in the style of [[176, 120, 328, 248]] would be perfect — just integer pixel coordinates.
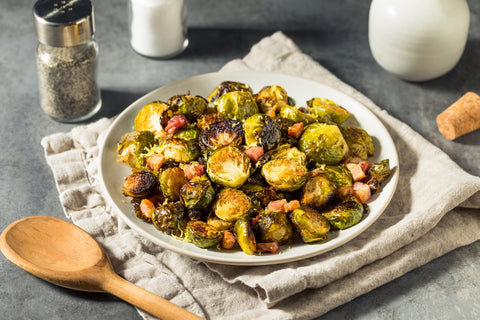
[[33, 0, 95, 47]]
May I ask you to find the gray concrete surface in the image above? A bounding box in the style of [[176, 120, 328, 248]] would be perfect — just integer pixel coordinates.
[[1, 0, 479, 319]]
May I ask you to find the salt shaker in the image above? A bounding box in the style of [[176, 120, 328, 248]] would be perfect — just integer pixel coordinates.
[[129, 0, 188, 59], [33, 0, 101, 122]]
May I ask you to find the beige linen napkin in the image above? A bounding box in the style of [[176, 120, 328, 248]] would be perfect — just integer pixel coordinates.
[[41, 32, 480, 320]]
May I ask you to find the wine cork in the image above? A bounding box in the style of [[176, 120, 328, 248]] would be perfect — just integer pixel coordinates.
[[436, 92, 480, 140]]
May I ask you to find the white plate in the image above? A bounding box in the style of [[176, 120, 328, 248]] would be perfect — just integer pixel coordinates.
[[99, 71, 399, 266]]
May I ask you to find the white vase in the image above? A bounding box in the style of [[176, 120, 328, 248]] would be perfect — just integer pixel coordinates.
[[368, 0, 470, 82]]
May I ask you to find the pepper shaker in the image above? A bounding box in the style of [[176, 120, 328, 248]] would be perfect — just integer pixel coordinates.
[[33, 0, 101, 122]]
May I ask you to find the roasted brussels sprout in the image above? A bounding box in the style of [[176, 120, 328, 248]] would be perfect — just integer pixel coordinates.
[[290, 206, 331, 243], [261, 158, 308, 191], [321, 165, 353, 188], [366, 159, 391, 193], [254, 85, 289, 114], [301, 170, 336, 210], [159, 167, 188, 201], [195, 113, 223, 130], [207, 81, 253, 102], [307, 97, 351, 124], [298, 122, 349, 165], [322, 194, 364, 229], [207, 212, 235, 231], [278, 105, 316, 125], [244, 113, 281, 151], [257, 211, 294, 244], [117, 131, 156, 168], [134, 101, 172, 135], [214, 91, 259, 121], [213, 188, 252, 221], [155, 139, 200, 163], [270, 144, 307, 167], [173, 125, 200, 141], [151, 201, 187, 236], [167, 94, 208, 120], [234, 214, 257, 255], [185, 220, 223, 248], [342, 126, 375, 160], [179, 175, 215, 210], [199, 118, 243, 150], [123, 170, 158, 198], [206, 146, 251, 188]]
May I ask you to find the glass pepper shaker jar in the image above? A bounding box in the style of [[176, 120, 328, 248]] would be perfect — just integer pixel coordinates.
[[33, 0, 101, 122]]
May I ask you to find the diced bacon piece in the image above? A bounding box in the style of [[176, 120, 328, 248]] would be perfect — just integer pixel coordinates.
[[336, 186, 354, 198], [267, 199, 288, 213], [245, 146, 264, 163], [257, 242, 280, 254], [221, 231, 236, 249], [251, 214, 260, 226], [288, 122, 304, 139], [184, 164, 204, 180], [146, 153, 165, 171], [352, 182, 371, 203], [359, 161, 372, 173], [164, 114, 188, 134], [346, 163, 366, 182], [284, 200, 300, 212], [139, 198, 155, 219]]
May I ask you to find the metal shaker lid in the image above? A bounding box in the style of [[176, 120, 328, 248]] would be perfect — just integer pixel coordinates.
[[33, 0, 95, 47]]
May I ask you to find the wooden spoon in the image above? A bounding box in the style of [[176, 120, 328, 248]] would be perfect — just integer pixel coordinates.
[[0, 216, 204, 320]]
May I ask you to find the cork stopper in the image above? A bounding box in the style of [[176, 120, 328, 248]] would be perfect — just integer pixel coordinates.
[[436, 92, 480, 140]]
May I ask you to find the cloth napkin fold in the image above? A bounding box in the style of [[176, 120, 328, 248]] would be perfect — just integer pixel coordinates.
[[41, 32, 480, 320]]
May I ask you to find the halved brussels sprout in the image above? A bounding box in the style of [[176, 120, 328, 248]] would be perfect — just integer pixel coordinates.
[[134, 101, 172, 135], [173, 125, 200, 141], [321, 165, 353, 188], [254, 85, 289, 114], [186, 220, 223, 248], [123, 170, 158, 198], [213, 188, 252, 222], [167, 94, 208, 120], [179, 175, 215, 210], [244, 113, 281, 151], [151, 201, 187, 236], [207, 81, 253, 103], [301, 170, 336, 210], [206, 146, 251, 188], [257, 211, 294, 244], [342, 126, 375, 160], [298, 122, 349, 165], [234, 214, 257, 255], [117, 131, 156, 168], [155, 139, 200, 163], [270, 144, 307, 167], [321, 194, 364, 229], [159, 167, 188, 201], [290, 207, 331, 243], [199, 118, 243, 150], [366, 159, 391, 193], [278, 105, 316, 125], [214, 91, 259, 121], [261, 158, 308, 191], [307, 97, 351, 124]]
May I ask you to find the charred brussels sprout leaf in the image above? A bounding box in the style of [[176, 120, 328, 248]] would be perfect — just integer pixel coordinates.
[[342, 126, 375, 160], [213, 188, 252, 222], [254, 85, 289, 114], [307, 97, 351, 124], [278, 105, 316, 125], [179, 175, 215, 210], [123, 170, 158, 198], [214, 91, 259, 121], [261, 159, 308, 191], [117, 131, 155, 168], [152, 201, 187, 236], [186, 220, 223, 248], [244, 113, 281, 151], [298, 122, 349, 165], [206, 146, 251, 188], [257, 211, 294, 244], [207, 81, 253, 103], [322, 195, 364, 229], [301, 170, 336, 210], [134, 101, 172, 135], [290, 207, 331, 243], [321, 165, 353, 188], [234, 214, 257, 255], [167, 94, 208, 121], [156, 139, 200, 163], [366, 159, 391, 193], [160, 167, 188, 201], [199, 119, 243, 150]]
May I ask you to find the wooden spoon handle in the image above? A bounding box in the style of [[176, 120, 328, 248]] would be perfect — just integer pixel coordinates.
[[101, 273, 204, 320]]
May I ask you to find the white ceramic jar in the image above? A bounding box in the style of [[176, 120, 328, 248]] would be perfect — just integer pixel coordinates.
[[368, 0, 470, 82]]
